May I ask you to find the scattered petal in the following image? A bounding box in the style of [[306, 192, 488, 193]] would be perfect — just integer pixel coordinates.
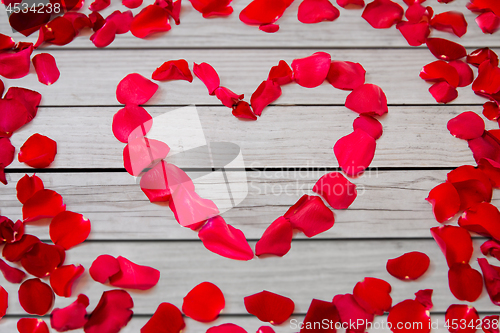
[[89, 254, 121, 284], [123, 137, 170, 176], [22, 189, 66, 223], [327, 61, 366, 90], [313, 172, 357, 209], [481, 239, 500, 261], [106, 10, 133, 34], [268, 60, 293, 85], [430, 11, 468, 37], [140, 161, 193, 203], [4, 87, 42, 121], [250, 79, 282, 116], [482, 315, 500, 333], [333, 294, 374, 333], [472, 60, 500, 95], [291, 52, 331, 88], [259, 24, 280, 33], [345, 84, 388, 116], [116, 73, 159, 105], [448, 60, 474, 87], [447, 112, 485, 140], [352, 115, 383, 140], [84, 290, 134, 333], [0, 44, 33, 79], [447, 165, 492, 209], [90, 21, 117, 48], [109, 256, 160, 290], [429, 81, 458, 104], [337, 0, 364, 8], [478, 258, 500, 306], [123, 0, 143, 8], [215, 86, 244, 108], [18, 134, 57, 169], [445, 304, 479, 333], [152, 59, 193, 82], [430, 225, 473, 267], [189, 0, 233, 17], [18, 278, 54, 315], [16, 174, 44, 204], [37, 17, 76, 46], [301, 299, 339, 333], [182, 282, 225, 322], [387, 299, 430, 333], [284, 194, 335, 237], [0, 99, 29, 138], [353, 277, 392, 315], [414, 289, 433, 310], [141, 302, 185, 333], [17, 318, 49, 333], [386, 251, 430, 280], [476, 12, 500, 34], [459, 202, 500, 241], [169, 184, 219, 228], [362, 0, 403, 29], [483, 101, 500, 121], [232, 101, 258, 120], [51, 294, 89, 332], [112, 105, 153, 143], [298, 0, 340, 24], [0, 286, 6, 318], [0, 216, 24, 244], [426, 38, 467, 61], [32, 53, 60, 85], [50, 264, 84, 297], [207, 323, 248, 333], [467, 47, 498, 67], [21, 242, 65, 278], [448, 263, 483, 302], [255, 216, 293, 257], [130, 5, 171, 38], [334, 128, 376, 177], [244, 290, 294, 325], [2, 234, 40, 262], [0, 138, 15, 184], [63, 12, 93, 34], [239, 0, 294, 26], [420, 60, 459, 87], [89, 0, 110, 11], [396, 21, 430, 47], [193, 62, 220, 95], [0, 258, 26, 283]]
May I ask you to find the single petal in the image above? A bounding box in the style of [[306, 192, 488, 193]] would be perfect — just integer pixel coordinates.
[[37, 17, 76, 46], [472, 60, 500, 95], [430, 11, 468, 37], [268, 60, 293, 86], [18, 134, 57, 169], [0, 258, 25, 283], [63, 12, 93, 34], [345, 84, 388, 116], [123, 0, 143, 8], [112, 105, 153, 143], [88, 0, 110, 11], [352, 115, 383, 140], [478, 258, 500, 306], [448, 263, 483, 302], [362, 0, 403, 29], [50, 294, 89, 332], [448, 60, 474, 87], [140, 161, 193, 203], [22, 189, 66, 223], [84, 290, 134, 333], [478, 158, 500, 188], [232, 101, 258, 120], [32, 53, 60, 85], [445, 304, 480, 333], [250, 79, 282, 116], [108, 256, 160, 290], [481, 239, 500, 260], [426, 38, 467, 61], [152, 59, 193, 82], [89, 254, 121, 284], [198, 215, 254, 261], [169, 184, 219, 228], [420, 60, 459, 87], [18, 278, 54, 315], [90, 21, 117, 48], [337, 0, 364, 8], [386, 251, 430, 280], [405, 3, 432, 23], [334, 129, 376, 177], [193, 62, 220, 95], [291, 52, 331, 88], [301, 299, 339, 333], [284, 194, 334, 237], [298, 0, 340, 24], [215, 86, 244, 108], [459, 202, 500, 241], [430, 225, 473, 267], [0, 99, 29, 138], [259, 24, 280, 33], [0, 34, 14, 50], [21, 242, 65, 278], [414, 289, 433, 310], [123, 137, 170, 176], [0, 286, 6, 318], [116, 73, 159, 105], [4, 87, 42, 121], [2, 234, 40, 262], [244, 290, 294, 325], [17, 318, 49, 333], [387, 299, 430, 333], [182, 282, 225, 322], [476, 11, 500, 34], [49, 211, 90, 250], [332, 294, 374, 333], [141, 303, 185, 333], [468, 131, 500, 165], [447, 165, 492, 210], [16, 174, 44, 204], [467, 48, 499, 68], [106, 10, 134, 34], [0, 138, 15, 184], [482, 315, 500, 333], [313, 172, 357, 209], [447, 112, 485, 140], [189, 0, 233, 17], [327, 61, 366, 91], [50, 264, 84, 297], [396, 21, 430, 47], [239, 0, 294, 25], [429, 81, 458, 104], [483, 101, 500, 121], [258, 327, 276, 333], [0, 44, 33, 79], [130, 5, 171, 38], [207, 324, 248, 333], [353, 277, 392, 315], [255, 216, 293, 257]]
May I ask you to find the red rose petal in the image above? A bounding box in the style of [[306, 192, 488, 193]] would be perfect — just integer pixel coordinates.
[[169, 184, 219, 228], [89, 0, 110, 11], [244, 290, 294, 325], [0, 286, 6, 318], [448, 263, 483, 302], [182, 282, 225, 322], [353, 115, 383, 140], [37, 17, 76, 47], [152, 59, 193, 82], [353, 277, 392, 315], [0, 34, 14, 50], [0, 44, 33, 79], [429, 81, 458, 104], [420, 60, 460, 87], [482, 315, 500, 333], [198, 216, 254, 261], [123, 0, 143, 8], [483, 101, 500, 120], [4, 87, 42, 122], [18, 278, 54, 315], [207, 324, 248, 333], [447, 112, 485, 140], [259, 24, 280, 33], [301, 299, 339, 333], [232, 101, 258, 120], [112, 105, 153, 143], [89, 254, 121, 283], [51, 294, 89, 332], [123, 137, 170, 176], [189, 0, 233, 17], [215, 86, 244, 108], [106, 10, 133, 34], [388, 299, 430, 333], [116, 73, 159, 105], [386, 251, 430, 280], [0, 258, 26, 283], [84, 290, 133, 333], [333, 294, 374, 333], [2, 234, 40, 262], [32, 53, 60, 86], [313, 172, 357, 209], [430, 11, 468, 37], [345, 84, 388, 116], [447, 165, 492, 209], [255, 216, 293, 257], [468, 132, 500, 165], [268, 60, 293, 86], [21, 242, 65, 278], [130, 5, 171, 38], [362, 0, 403, 29], [89, 11, 105, 31], [426, 38, 467, 61], [445, 305, 479, 333], [478, 258, 500, 306], [108, 256, 160, 290], [284, 194, 334, 237], [0, 99, 29, 138], [49, 211, 91, 250], [467, 48, 499, 68], [239, 0, 294, 26], [140, 161, 193, 203], [17, 318, 49, 333], [22, 189, 66, 223], [396, 21, 431, 47], [90, 21, 117, 48], [334, 129, 376, 177], [50, 264, 84, 297], [291, 52, 331, 88], [0, 216, 24, 244], [476, 12, 500, 34], [298, 0, 340, 24], [63, 12, 93, 34], [258, 327, 275, 333], [327, 61, 366, 91], [141, 302, 185, 333], [18, 134, 57, 169], [193, 62, 221, 95], [472, 60, 500, 95], [250, 79, 282, 116], [459, 202, 500, 241], [448, 60, 474, 87], [0, 138, 15, 184], [16, 174, 44, 204], [478, 158, 500, 188], [414, 289, 433, 310], [337, 0, 364, 8], [481, 239, 500, 260], [430, 225, 473, 267]]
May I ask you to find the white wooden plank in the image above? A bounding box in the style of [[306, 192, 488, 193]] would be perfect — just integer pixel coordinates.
[[0, 0, 496, 48], [7, 48, 488, 107]]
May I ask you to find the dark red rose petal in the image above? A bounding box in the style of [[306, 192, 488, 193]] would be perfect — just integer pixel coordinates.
[[426, 38, 467, 61], [84, 290, 133, 333], [49, 211, 90, 250], [8, 9, 51, 37], [0, 138, 15, 184], [90, 21, 117, 48], [123, 0, 143, 8], [215, 86, 244, 108], [334, 129, 376, 177], [478, 258, 500, 306], [2, 234, 40, 262], [301, 299, 339, 333], [116, 73, 159, 105], [21, 242, 65, 278], [189, 0, 233, 17], [476, 12, 500, 34], [298, 0, 340, 24], [327, 61, 366, 91], [193, 62, 220, 95], [353, 277, 392, 315], [472, 60, 500, 95], [459, 202, 500, 241], [108, 256, 160, 290], [481, 239, 500, 260], [483, 101, 500, 120], [232, 101, 257, 120], [18, 278, 54, 315], [482, 315, 500, 333], [430, 225, 473, 267], [18, 134, 57, 169], [0, 258, 26, 283], [112, 105, 153, 143], [0, 216, 24, 244], [467, 48, 499, 68], [89, 11, 105, 31], [17, 318, 49, 333], [345, 83, 388, 116], [445, 304, 479, 333], [448, 263, 483, 302], [429, 81, 458, 104], [141, 302, 185, 333], [244, 290, 294, 325], [106, 10, 133, 34], [152, 59, 193, 82], [420, 60, 460, 87], [255, 216, 293, 257], [16, 174, 44, 204], [414, 289, 433, 310], [51, 294, 89, 332], [353, 115, 383, 140], [284, 194, 334, 237], [123, 137, 170, 176], [207, 324, 248, 333], [333, 294, 374, 333], [448, 60, 474, 87], [130, 5, 171, 38], [336, 0, 364, 8], [313, 172, 357, 209], [430, 11, 468, 37], [182, 281, 225, 322], [169, 184, 219, 228], [4, 87, 42, 122], [198, 216, 254, 261], [89, 254, 120, 283], [250, 79, 282, 116], [50, 264, 84, 297], [362, 0, 403, 29], [386, 251, 430, 280], [0, 44, 33, 79], [32, 53, 60, 86], [268, 60, 293, 86], [37, 17, 76, 47], [388, 300, 430, 333], [447, 112, 485, 140], [291, 52, 331, 88], [22, 189, 65, 223], [88, 0, 110, 11], [396, 21, 431, 47], [0, 99, 29, 138], [239, 0, 294, 25]]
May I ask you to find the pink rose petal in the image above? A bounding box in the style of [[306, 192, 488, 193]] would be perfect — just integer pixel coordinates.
[[250, 79, 282, 116], [32, 53, 60, 85], [345, 84, 388, 116], [334, 129, 376, 177]]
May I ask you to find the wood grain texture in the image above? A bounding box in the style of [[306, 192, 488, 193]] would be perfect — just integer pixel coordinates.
[[7, 48, 488, 107]]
